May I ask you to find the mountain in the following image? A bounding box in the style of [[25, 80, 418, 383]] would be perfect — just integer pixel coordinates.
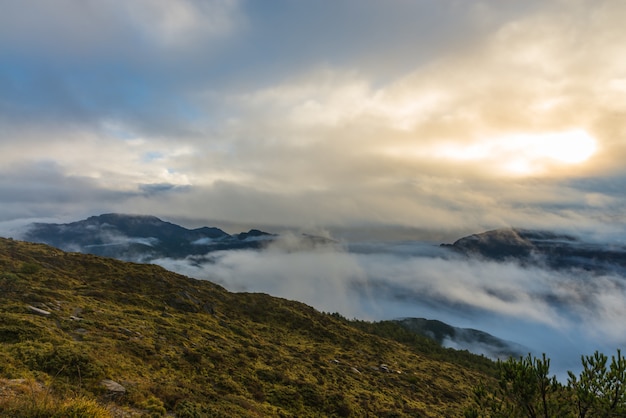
[[0, 237, 495, 417], [442, 228, 626, 273], [393, 318, 526, 360], [22, 213, 276, 261]]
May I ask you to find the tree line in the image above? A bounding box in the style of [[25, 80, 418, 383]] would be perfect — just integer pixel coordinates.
[[465, 350, 625, 417]]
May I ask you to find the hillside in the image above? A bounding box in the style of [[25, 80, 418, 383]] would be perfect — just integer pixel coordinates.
[[0, 237, 496, 417], [393, 318, 525, 360]]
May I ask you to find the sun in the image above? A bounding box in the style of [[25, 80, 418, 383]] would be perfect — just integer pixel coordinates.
[[386, 128, 598, 176], [511, 129, 597, 164], [495, 129, 597, 175], [422, 129, 598, 176]]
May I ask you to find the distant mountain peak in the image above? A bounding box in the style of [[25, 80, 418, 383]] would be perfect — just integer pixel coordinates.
[[91, 213, 161, 221], [236, 229, 276, 241], [395, 317, 526, 360], [452, 228, 577, 249], [23, 213, 274, 261], [443, 228, 626, 273]]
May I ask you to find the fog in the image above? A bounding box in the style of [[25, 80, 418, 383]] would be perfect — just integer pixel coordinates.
[[152, 234, 626, 378]]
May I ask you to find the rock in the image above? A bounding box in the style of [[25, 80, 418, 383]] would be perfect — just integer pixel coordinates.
[[28, 306, 51, 316], [119, 327, 134, 336], [100, 379, 126, 395], [202, 303, 215, 314]]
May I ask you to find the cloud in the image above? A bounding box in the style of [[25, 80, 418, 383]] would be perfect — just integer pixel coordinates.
[[0, 0, 243, 137], [1, 0, 626, 236], [0, 161, 131, 221], [120, 0, 241, 49], [0, 0, 241, 54]]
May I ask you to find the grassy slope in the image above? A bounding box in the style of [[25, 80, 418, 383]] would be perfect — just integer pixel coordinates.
[[0, 237, 495, 417]]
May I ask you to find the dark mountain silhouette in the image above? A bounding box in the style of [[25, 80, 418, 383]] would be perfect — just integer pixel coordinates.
[[394, 318, 526, 360], [442, 228, 626, 273], [23, 213, 276, 261]]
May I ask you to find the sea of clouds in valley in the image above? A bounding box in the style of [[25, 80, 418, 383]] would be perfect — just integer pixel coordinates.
[[152, 233, 626, 379], [2, 216, 623, 379]]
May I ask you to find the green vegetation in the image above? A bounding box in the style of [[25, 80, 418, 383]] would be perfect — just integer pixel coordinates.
[[465, 350, 626, 417], [0, 379, 110, 418], [347, 317, 496, 375], [0, 237, 496, 417]]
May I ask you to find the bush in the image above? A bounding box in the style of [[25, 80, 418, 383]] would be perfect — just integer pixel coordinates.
[[139, 395, 166, 416], [267, 386, 303, 411], [174, 400, 213, 418], [56, 397, 111, 418], [0, 380, 110, 418], [11, 342, 105, 381], [20, 262, 41, 275]]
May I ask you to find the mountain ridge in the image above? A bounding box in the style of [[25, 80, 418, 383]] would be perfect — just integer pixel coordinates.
[[22, 213, 277, 261], [442, 227, 626, 273], [394, 318, 526, 360]]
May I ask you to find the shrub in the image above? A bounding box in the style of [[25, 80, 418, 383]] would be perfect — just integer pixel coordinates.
[[174, 400, 213, 418], [0, 380, 110, 418], [20, 262, 41, 275], [139, 395, 167, 416], [56, 397, 111, 418], [11, 341, 105, 381]]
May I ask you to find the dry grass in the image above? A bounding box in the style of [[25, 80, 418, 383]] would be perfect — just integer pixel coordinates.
[[0, 378, 111, 417]]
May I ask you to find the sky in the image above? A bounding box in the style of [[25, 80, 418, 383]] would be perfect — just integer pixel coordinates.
[[2, 0, 626, 239]]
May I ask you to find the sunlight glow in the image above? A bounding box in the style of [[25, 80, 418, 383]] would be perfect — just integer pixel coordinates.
[[427, 129, 598, 175], [508, 130, 597, 164], [385, 129, 598, 177]]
